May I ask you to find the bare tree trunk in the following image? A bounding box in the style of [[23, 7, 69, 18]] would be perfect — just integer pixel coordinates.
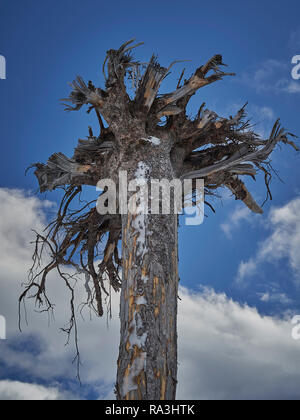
[[28, 39, 296, 403], [116, 155, 179, 400]]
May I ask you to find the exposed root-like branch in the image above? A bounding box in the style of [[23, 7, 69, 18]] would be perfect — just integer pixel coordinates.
[[20, 186, 122, 378], [180, 110, 297, 212], [154, 54, 235, 114], [225, 175, 263, 214]]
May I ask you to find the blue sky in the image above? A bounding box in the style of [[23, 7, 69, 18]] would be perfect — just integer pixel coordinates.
[[0, 0, 300, 400]]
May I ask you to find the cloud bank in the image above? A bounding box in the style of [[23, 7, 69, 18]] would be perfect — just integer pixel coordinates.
[[0, 189, 300, 400], [0, 380, 65, 400]]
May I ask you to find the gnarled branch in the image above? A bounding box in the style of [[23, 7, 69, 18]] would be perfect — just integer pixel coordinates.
[[32, 153, 98, 192], [155, 54, 235, 115]]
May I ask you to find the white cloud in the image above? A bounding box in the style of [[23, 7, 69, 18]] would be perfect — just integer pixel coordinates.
[[236, 198, 300, 283], [0, 380, 65, 400], [236, 258, 258, 284], [217, 102, 276, 139], [253, 60, 287, 91], [177, 287, 300, 400], [257, 106, 275, 120], [240, 59, 300, 95], [1, 188, 300, 400], [258, 292, 292, 305], [282, 81, 300, 94], [221, 206, 251, 238], [250, 105, 276, 137], [0, 188, 53, 269], [0, 188, 119, 396]]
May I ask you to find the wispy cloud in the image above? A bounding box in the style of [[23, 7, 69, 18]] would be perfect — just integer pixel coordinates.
[[258, 292, 292, 306], [254, 105, 275, 120], [221, 206, 252, 238], [215, 102, 276, 139], [236, 197, 300, 284], [236, 258, 258, 284], [240, 59, 300, 95], [282, 81, 300, 94]]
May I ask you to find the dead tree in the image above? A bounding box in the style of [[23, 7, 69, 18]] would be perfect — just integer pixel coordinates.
[[22, 40, 298, 400]]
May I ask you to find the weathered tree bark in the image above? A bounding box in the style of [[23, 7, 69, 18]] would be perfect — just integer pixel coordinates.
[[115, 142, 179, 400], [117, 211, 178, 400]]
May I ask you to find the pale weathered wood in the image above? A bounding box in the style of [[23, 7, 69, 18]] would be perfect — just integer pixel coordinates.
[[135, 55, 169, 111], [155, 54, 235, 114], [33, 153, 96, 192], [225, 176, 263, 214], [181, 120, 292, 181]]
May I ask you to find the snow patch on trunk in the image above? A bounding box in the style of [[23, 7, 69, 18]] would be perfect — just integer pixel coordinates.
[[122, 351, 147, 396], [135, 295, 147, 305], [132, 162, 150, 262], [128, 313, 147, 348], [142, 136, 161, 146], [121, 161, 152, 397], [135, 161, 150, 179], [123, 306, 148, 396]]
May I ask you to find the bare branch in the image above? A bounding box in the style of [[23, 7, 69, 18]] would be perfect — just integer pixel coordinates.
[[134, 55, 169, 111], [21, 186, 122, 325], [157, 105, 183, 118], [182, 120, 294, 180], [62, 76, 106, 112], [225, 175, 263, 214], [155, 54, 235, 113], [135, 55, 189, 113], [103, 39, 144, 90], [32, 153, 98, 192]]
